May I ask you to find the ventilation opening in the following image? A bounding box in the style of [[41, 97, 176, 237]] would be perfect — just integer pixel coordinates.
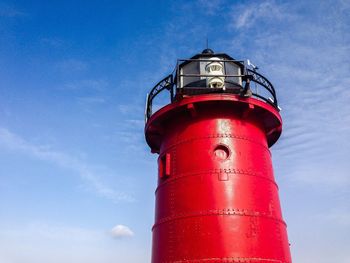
[[213, 145, 230, 161]]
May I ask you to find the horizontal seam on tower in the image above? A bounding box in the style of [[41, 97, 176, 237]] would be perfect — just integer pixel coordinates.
[[162, 133, 270, 153], [155, 169, 278, 194], [152, 209, 287, 230], [162, 258, 288, 263]]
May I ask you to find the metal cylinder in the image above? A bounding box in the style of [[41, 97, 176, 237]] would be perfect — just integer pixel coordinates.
[[145, 94, 291, 263]]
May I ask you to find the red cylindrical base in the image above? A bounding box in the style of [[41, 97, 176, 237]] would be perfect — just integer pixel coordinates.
[[145, 95, 291, 263]]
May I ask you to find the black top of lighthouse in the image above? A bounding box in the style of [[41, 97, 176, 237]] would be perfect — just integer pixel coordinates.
[[201, 48, 214, 54], [187, 49, 235, 61], [145, 50, 279, 122]]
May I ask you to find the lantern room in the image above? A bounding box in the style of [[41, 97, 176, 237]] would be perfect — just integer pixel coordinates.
[[177, 48, 243, 92], [145, 49, 279, 122]]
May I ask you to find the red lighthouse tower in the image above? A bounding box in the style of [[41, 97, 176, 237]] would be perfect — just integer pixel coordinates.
[[145, 49, 292, 263]]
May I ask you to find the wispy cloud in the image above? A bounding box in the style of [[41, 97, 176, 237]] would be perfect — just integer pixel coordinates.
[[118, 104, 144, 116], [231, 0, 290, 29], [55, 58, 88, 72], [76, 96, 107, 113], [0, 3, 25, 17], [321, 210, 350, 227], [77, 97, 105, 104], [62, 79, 108, 91], [227, 0, 350, 189], [196, 0, 224, 15], [0, 127, 134, 203], [40, 37, 66, 48], [221, 2, 350, 262], [113, 104, 150, 159]]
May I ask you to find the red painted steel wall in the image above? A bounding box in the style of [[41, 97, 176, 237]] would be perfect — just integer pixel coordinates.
[[145, 94, 292, 263]]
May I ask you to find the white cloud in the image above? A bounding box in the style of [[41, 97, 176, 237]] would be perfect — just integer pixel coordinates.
[[0, 127, 134, 203], [110, 225, 134, 238]]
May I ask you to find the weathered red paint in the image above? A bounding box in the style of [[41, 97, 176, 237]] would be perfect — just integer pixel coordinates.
[[145, 94, 291, 263]]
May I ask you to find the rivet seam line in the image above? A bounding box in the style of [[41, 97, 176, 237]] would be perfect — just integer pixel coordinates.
[[161, 256, 288, 263], [152, 209, 287, 230], [155, 169, 278, 193], [162, 133, 270, 153]]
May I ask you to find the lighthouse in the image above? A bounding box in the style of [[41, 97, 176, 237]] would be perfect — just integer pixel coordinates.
[[144, 49, 292, 263]]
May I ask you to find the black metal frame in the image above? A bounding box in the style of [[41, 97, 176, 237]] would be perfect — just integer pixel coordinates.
[[145, 58, 279, 122]]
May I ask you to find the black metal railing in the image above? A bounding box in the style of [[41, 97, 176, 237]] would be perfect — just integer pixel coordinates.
[[145, 58, 279, 122], [145, 74, 174, 121]]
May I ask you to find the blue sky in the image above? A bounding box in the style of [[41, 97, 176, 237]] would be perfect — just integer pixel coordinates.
[[0, 0, 349, 262]]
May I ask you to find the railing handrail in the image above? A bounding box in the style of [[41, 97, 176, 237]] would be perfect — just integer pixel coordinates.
[[145, 74, 174, 122]]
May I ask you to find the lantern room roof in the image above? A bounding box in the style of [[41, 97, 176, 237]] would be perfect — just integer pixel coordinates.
[[178, 49, 239, 68]]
